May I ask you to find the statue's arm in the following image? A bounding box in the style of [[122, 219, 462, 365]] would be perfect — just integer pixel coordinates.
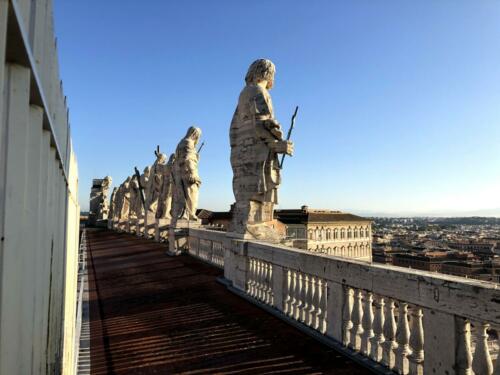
[[186, 154, 201, 185], [253, 92, 293, 156]]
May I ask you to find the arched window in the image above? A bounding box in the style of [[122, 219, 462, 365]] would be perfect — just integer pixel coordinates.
[[315, 228, 319, 241], [348, 228, 352, 239], [341, 228, 346, 239], [334, 229, 339, 239], [341, 246, 346, 256], [308, 229, 313, 240], [354, 228, 359, 238], [326, 229, 331, 240]]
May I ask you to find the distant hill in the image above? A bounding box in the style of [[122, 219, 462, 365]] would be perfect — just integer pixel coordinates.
[[350, 208, 500, 218]]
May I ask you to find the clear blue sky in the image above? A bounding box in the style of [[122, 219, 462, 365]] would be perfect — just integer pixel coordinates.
[[54, 0, 500, 216]]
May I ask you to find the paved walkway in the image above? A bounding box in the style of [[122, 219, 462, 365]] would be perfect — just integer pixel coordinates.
[[87, 230, 370, 374]]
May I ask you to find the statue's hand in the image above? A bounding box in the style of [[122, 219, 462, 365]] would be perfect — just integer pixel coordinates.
[[188, 175, 202, 186], [271, 140, 294, 156]]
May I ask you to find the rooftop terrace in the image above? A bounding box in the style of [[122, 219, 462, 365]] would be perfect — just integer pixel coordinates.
[[85, 230, 369, 374]]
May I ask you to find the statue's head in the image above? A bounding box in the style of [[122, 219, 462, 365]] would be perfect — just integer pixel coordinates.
[[143, 165, 151, 176], [156, 152, 167, 165], [185, 126, 202, 145], [104, 176, 112, 186], [167, 153, 175, 165], [245, 59, 275, 89]]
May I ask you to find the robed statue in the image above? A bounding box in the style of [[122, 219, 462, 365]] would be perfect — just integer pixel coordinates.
[[229, 59, 293, 240]]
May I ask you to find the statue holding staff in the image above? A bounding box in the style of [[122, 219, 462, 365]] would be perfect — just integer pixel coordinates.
[[229, 59, 294, 241], [171, 126, 202, 222], [156, 154, 176, 220]]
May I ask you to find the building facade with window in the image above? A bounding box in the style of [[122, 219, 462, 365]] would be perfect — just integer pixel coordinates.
[[275, 207, 372, 262]]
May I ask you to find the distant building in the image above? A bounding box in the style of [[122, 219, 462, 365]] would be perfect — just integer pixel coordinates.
[[199, 205, 373, 262], [448, 241, 496, 255], [275, 206, 372, 261]]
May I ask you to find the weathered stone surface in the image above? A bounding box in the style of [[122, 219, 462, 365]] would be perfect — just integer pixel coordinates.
[[129, 175, 142, 220], [171, 126, 202, 223], [89, 176, 112, 225], [146, 151, 166, 215], [156, 153, 175, 221], [119, 176, 131, 225], [108, 187, 117, 229], [229, 59, 293, 242]]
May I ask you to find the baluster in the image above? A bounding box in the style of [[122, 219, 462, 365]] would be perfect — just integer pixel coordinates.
[[455, 317, 473, 375], [265, 263, 272, 305], [300, 274, 309, 322], [259, 261, 266, 302], [295, 273, 303, 320], [269, 263, 274, 305], [284, 269, 291, 315], [370, 295, 385, 362], [314, 278, 322, 331], [307, 276, 317, 327], [253, 259, 259, 298], [247, 258, 255, 296], [258, 261, 264, 301], [408, 306, 424, 375], [289, 270, 297, 317], [472, 322, 493, 375], [319, 280, 327, 333], [254, 260, 260, 299], [395, 302, 411, 375], [361, 291, 375, 356], [261, 262, 267, 302], [342, 287, 354, 347], [382, 298, 398, 369], [350, 289, 364, 350]]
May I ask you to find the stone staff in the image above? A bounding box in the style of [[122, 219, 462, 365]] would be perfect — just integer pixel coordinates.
[[279, 106, 298, 169]]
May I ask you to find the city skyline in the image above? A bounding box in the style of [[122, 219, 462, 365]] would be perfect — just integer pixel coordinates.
[[54, 1, 500, 215]]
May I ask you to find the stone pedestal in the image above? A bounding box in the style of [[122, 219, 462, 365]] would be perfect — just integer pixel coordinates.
[[155, 218, 171, 242], [227, 221, 283, 244], [129, 217, 138, 234], [136, 216, 144, 237], [166, 219, 201, 256], [144, 212, 156, 239]]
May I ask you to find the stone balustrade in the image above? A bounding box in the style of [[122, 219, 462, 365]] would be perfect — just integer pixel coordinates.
[[188, 228, 226, 269], [188, 228, 500, 375]]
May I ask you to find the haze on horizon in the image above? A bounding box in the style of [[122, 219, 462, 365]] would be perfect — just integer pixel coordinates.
[[54, 1, 500, 216]]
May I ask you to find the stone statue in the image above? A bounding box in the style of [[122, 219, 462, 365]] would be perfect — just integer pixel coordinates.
[[100, 176, 112, 220], [129, 174, 142, 219], [171, 127, 202, 221], [88, 175, 112, 225], [108, 187, 117, 228], [119, 176, 132, 221], [229, 59, 293, 241], [146, 151, 167, 214], [141, 166, 151, 206], [156, 153, 175, 220]]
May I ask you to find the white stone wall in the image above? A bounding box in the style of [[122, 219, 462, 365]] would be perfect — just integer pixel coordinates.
[[0, 1, 80, 374]]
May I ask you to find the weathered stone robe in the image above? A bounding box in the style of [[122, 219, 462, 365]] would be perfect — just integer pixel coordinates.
[[230, 83, 283, 228]]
